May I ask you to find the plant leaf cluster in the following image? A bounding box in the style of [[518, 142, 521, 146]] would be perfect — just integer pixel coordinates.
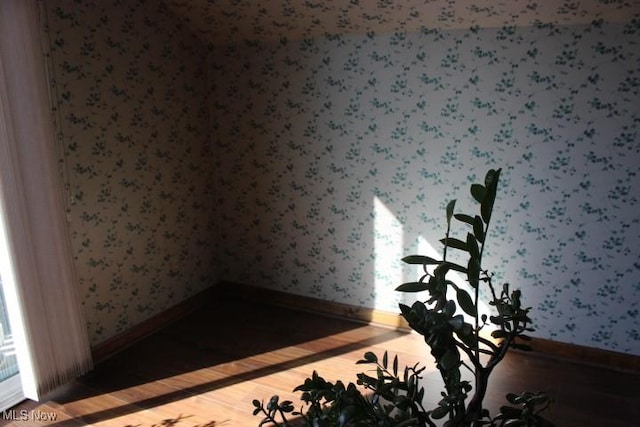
[[253, 169, 554, 427], [252, 352, 428, 426]]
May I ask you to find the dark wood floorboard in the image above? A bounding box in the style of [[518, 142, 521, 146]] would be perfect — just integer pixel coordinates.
[[4, 296, 639, 426]]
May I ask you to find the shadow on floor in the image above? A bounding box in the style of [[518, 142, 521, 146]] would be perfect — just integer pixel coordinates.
[[39, 295, 410, 426]]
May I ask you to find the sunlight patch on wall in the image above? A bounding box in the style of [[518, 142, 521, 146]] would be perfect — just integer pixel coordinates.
[[374, 196, 492, 321], [372, 196, 404, 310]]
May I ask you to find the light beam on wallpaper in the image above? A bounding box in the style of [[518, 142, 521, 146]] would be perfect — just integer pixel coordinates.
[[373, 197, 404, 306], [374, 196, 492, 321]]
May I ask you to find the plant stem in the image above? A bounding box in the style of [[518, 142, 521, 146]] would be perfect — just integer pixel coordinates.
[[466, 366, 490, 427]]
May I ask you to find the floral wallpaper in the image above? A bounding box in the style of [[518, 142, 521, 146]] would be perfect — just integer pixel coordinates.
[[209, 17, 640, 353], [40, 0, 639, 355], [41, 0, 218, 345], [166, 0, 638, 45]]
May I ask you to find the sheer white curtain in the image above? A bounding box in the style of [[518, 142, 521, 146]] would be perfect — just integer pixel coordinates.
[[0, 0, 92, 400]]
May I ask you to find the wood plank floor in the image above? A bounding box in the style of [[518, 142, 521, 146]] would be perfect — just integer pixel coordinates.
[[4, 296, 639, 426]]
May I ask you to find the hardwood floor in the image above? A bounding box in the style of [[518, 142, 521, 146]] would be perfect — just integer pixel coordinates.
[[4, 296, 639, 426]]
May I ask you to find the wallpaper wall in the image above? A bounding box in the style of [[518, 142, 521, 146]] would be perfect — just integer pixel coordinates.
[[211, 21, 640, 354], [41, 0, 218, 345], [40, 0, 639, 355]]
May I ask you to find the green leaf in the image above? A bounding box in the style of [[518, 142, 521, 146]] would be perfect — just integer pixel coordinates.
[[267, 395, 279, 410], [446, 199, 456, 223], [444, 299, 457, 317], [440, 349, 460, 371], [471, 183, 487, 203], [485, 168, 501, 188], [431, 405, 450, 419], [394, 394, 410, 411], [456, 288, 477, 316], [467, 257, 481, 288], [467, 233, 480, 260], [480, 169, 501, 224], [506, 393, 522, 404], [396, 281, 429, 292], [440, 237, 468, 251], [444, 261, 468, 274], [454, 213, 475, 225], [473, 215, 485, 243], [448, 314, 465, 330], [399, 303, 411, 318], [363, 351, 378, 363], [382, 351, 388, 369], [456, 323, 474, 341], [481, 196, 495, 224], [401, 255, 440, 265], [492, 329, 508, 339], [280, 401, 294, 412], [356, 373, 378, 385]]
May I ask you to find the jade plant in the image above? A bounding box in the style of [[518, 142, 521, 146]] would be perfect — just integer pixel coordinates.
[[253, 169, 553, 426]]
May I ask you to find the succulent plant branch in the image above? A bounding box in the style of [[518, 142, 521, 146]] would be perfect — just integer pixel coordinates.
[[253, 169, 553, 426]]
